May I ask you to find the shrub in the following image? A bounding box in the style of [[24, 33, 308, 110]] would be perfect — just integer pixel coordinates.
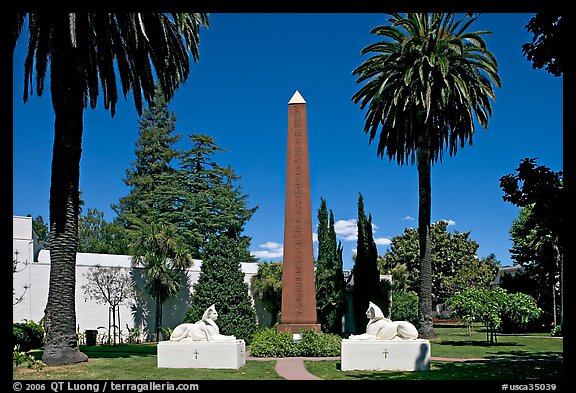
[[391, 289, 419, 327], [295, 329, 341, 357], [248, 326, 297, 357], [550, 324, 562, 337], [13, 345, 45, 370], [13, 320, 45, 352], [249, 326, 341, 357]]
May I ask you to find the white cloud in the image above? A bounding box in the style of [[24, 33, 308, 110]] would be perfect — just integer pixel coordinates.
[[333, 218, 391, 248], [259, 241, 283, 250], [312, 232, 318, 243], [401, 216, 415, 221], [440, 219, 456, 226], [334, 219, 358, 242], [374, 237, 392, 246], [250, 241, 284, 259]]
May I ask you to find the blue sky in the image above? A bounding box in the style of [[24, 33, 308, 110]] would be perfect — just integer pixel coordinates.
[[12, 13, 563, 271]]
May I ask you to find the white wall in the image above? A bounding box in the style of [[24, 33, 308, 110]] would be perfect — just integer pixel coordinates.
[[12, 216, 264, 341]]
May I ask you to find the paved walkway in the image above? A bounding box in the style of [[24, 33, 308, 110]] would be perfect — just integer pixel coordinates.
[[247, 353, 336, 380]]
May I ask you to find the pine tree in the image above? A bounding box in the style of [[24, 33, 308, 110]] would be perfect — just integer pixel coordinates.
[[352, 193, 382, 333], [185, 234, 258, 344], [113, 84, 182, 232], [178, 135, 257, 257]]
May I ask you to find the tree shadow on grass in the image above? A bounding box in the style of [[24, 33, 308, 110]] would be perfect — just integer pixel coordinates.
[[437, 340, 524, 347], [333, 360, 562, 380], [79, 344, 156, 359]]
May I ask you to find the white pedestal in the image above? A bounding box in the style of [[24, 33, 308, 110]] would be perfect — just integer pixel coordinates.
[[341, 339, 430, 371], [157, 340, 246, 369]]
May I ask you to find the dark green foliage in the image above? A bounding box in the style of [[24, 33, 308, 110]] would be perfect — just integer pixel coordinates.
[[250, 262, 283, 326], [78, 208, 129, 254], [391, 289, 419, 327], [295, 329, 341, 357], [178, 134, 258, 257], [113, 84, 185, 242], [522, 14, 564, 77], [352, 193, 383, 333], [248, 327, 298, 357], [500, 158, 563, 327], [13, 320, 45, 352], [249, 327, 341, 358], [379, 220, 500, 306], [498, 269, 552, 332], [31, 214, 49, 248], [185, 234, 258, 344], [114, 100, 257, 259], [315, 198, 346, 334]]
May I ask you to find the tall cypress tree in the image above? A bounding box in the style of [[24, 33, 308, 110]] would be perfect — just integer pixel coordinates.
[[329, 209, 347, 333], [315, 198, 331, 331], [352, 193, 382, 333], [315, 198, 347, 334], [184, 234, 258, 344]]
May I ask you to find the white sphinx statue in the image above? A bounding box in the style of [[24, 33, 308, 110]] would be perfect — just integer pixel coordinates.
[[170, 304, 237, 342], [349, 301, 419, 340]]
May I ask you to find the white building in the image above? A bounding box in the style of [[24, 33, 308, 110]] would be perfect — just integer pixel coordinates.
[[12, 215, 265, 341]]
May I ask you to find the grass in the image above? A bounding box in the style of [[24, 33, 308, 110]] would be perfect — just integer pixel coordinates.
[[304, 324, 562, 380], [13, 324, 563, 381], [16, 346, 281, 380]]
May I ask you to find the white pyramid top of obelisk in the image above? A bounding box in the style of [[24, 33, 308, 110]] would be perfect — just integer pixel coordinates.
[[288, 90, 306, 104]]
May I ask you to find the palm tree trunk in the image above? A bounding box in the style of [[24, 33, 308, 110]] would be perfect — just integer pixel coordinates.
[[416, 148, 437, 339], [155, 296, 163, 342], [42, 22, 88, 365]]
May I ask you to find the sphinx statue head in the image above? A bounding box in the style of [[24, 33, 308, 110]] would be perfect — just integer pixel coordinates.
[[170, 304, 236, 342], [349, 300, 418, 341]]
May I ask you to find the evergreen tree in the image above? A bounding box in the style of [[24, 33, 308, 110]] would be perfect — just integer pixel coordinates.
[[329, 209, 347, 334], [352, 193, 383, 333], [315, 198, 346, 334], [178, 135, 258, 258], [114, 96, 257, 260], [185, 234, 258, 344], [113, 84, 183, 233]]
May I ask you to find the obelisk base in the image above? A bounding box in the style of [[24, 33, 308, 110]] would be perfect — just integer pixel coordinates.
[[277, 323, 321, 334]]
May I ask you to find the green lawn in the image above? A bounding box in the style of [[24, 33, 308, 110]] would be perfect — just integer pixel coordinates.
[[15, 346, 281, 380], [13, 324, 563, 381]]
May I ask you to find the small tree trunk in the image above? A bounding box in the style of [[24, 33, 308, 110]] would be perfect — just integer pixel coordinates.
[[155, 296, 163, 342]]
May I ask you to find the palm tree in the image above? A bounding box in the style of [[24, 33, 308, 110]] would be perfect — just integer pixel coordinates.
[[352, 13, 500, 338], [12, 13, 209, 365], [130, 221, 194, 342]]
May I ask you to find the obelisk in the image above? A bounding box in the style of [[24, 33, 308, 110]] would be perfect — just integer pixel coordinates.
[[277, 90, 321, 334]]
